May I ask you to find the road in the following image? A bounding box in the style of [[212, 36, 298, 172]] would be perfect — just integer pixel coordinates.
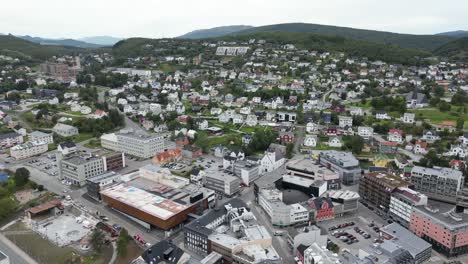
[[0, 233, 39, 264], [236, 166, 295, 264]]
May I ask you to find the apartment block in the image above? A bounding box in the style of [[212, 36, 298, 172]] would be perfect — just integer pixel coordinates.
[[409, 166, 464, 202], [101, 132, 165, 159], [318, 151, 361, 185], [10, 141, 48, 160]]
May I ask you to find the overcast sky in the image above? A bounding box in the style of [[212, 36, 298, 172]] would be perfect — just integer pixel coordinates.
[[1, 0, 467, 39]]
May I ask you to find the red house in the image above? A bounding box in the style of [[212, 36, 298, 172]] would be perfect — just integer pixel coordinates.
[[278, 132, 295, 143], [309, 197, 334, 222], [177, 115, 191, 124], [325, 126, 338, 136], [152, 149, 182, 165]]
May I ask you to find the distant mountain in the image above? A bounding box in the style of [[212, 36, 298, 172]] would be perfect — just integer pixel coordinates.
[[230, 23, 455, 51], [17, 35, 102, 48], [436, 30, 468, 38], [434, 37, 468, 62], [0, 35, 82, 60], [78, 36, 123, 46], [178, 25, 253, 39]]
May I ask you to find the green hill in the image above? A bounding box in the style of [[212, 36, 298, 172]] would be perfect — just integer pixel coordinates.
[[231, 23, 455, 51], [434, 37, 468, 62], [178, 25, 253, 39], [0, 35, 82, 60], [221, 32, 431, 65]]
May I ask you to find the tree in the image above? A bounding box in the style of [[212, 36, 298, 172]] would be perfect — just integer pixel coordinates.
[[439, 101, 451, 112], [90, 228, 105, 252], [457, 118, 465, 131], [285, 143, 294, 159], [344, 136, 365, 154], [14, 168, 30, 187], [117, 229, 130, 256]]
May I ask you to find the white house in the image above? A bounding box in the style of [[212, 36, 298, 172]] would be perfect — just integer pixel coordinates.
[[421, 130, 440, 143], [245, 114, 258, 127], [197, 119, 209, 130], [349, 107, 364, 116], [376, 111, 391, 120], [338, 116, 353, 128], [303, 135, 318, 147], [388, 129, 404, 143], [306, 122, 318, 134], [328, 137, 343, 148], [210, 108, 222, 116], [444, 145, 468, 158], [259, 148, 285, 174], [401, 113, 415, 124], [357, 126, 374, 140]]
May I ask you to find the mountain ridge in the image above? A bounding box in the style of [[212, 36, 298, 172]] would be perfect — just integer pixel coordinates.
[[178, 25, 253, 39]]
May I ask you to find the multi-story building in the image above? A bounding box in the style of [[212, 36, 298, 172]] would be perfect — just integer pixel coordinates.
[[359, 172, 414, 212], [409, 166, 464, 202], [59, 155, 105, 186], [229, 161, 259, 186], [357, 126, 374, 140], [86, 171, 121, 201], [29, 131, 53, 144], [258, 188, 309, 227], [302, 243, 341, 264], [204, 173, 241, 196], [389, 187, 428, 227], [184, 199, 280, 263], [0, 132, 23, 148], [101, 132, 165, 159], [410, 201, 468, 257], [53, 123, 79, 137], [326, 189, 360, 217], [10, 141, 48, 160], [286, 158, 340, 189], [95, 151, 126, 172], [318, 151, 361, 185]]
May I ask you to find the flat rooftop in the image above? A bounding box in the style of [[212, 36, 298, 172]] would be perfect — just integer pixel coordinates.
[[381, 223, 431, 258], [364, 172, 412, 189], [100, 184, 188, 220], [326, 189, 360, 200], [414, 200, 468, 229]]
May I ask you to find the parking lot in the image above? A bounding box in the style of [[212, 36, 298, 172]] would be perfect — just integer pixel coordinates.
[[27, 154, 59, 176]]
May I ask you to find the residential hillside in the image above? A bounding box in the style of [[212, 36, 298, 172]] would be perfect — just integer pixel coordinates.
[[230, 23, 455, 51], [0, 35, 82, 60], [434, 37, 468, 62], [178, 25, 253, 39]]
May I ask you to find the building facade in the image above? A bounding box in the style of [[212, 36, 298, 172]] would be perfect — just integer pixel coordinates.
[[101, 132, 165, 159], [318, 151, 361, 185], [409, 166, 464, 202], [10, 141, 48, 160]]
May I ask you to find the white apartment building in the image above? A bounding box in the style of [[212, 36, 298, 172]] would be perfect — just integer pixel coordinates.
[[29, 131, 53, 144], [258, 188, 309, 227], [101, 132, 165, 159], [389, 187, 428, 227], [10, 141, 48, 160], [53, 123, 79, 137]]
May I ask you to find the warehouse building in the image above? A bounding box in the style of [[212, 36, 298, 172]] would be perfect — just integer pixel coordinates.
[[100, 165, 215, 230]]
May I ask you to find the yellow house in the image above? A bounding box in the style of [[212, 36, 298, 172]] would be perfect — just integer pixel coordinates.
[[373, 153, 389, 168]]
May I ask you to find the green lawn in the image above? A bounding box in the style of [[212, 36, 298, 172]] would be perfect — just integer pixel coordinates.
[[84, 139, 101, 149], [410, 107, 468, 128], [72, 133, 95, 143]]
